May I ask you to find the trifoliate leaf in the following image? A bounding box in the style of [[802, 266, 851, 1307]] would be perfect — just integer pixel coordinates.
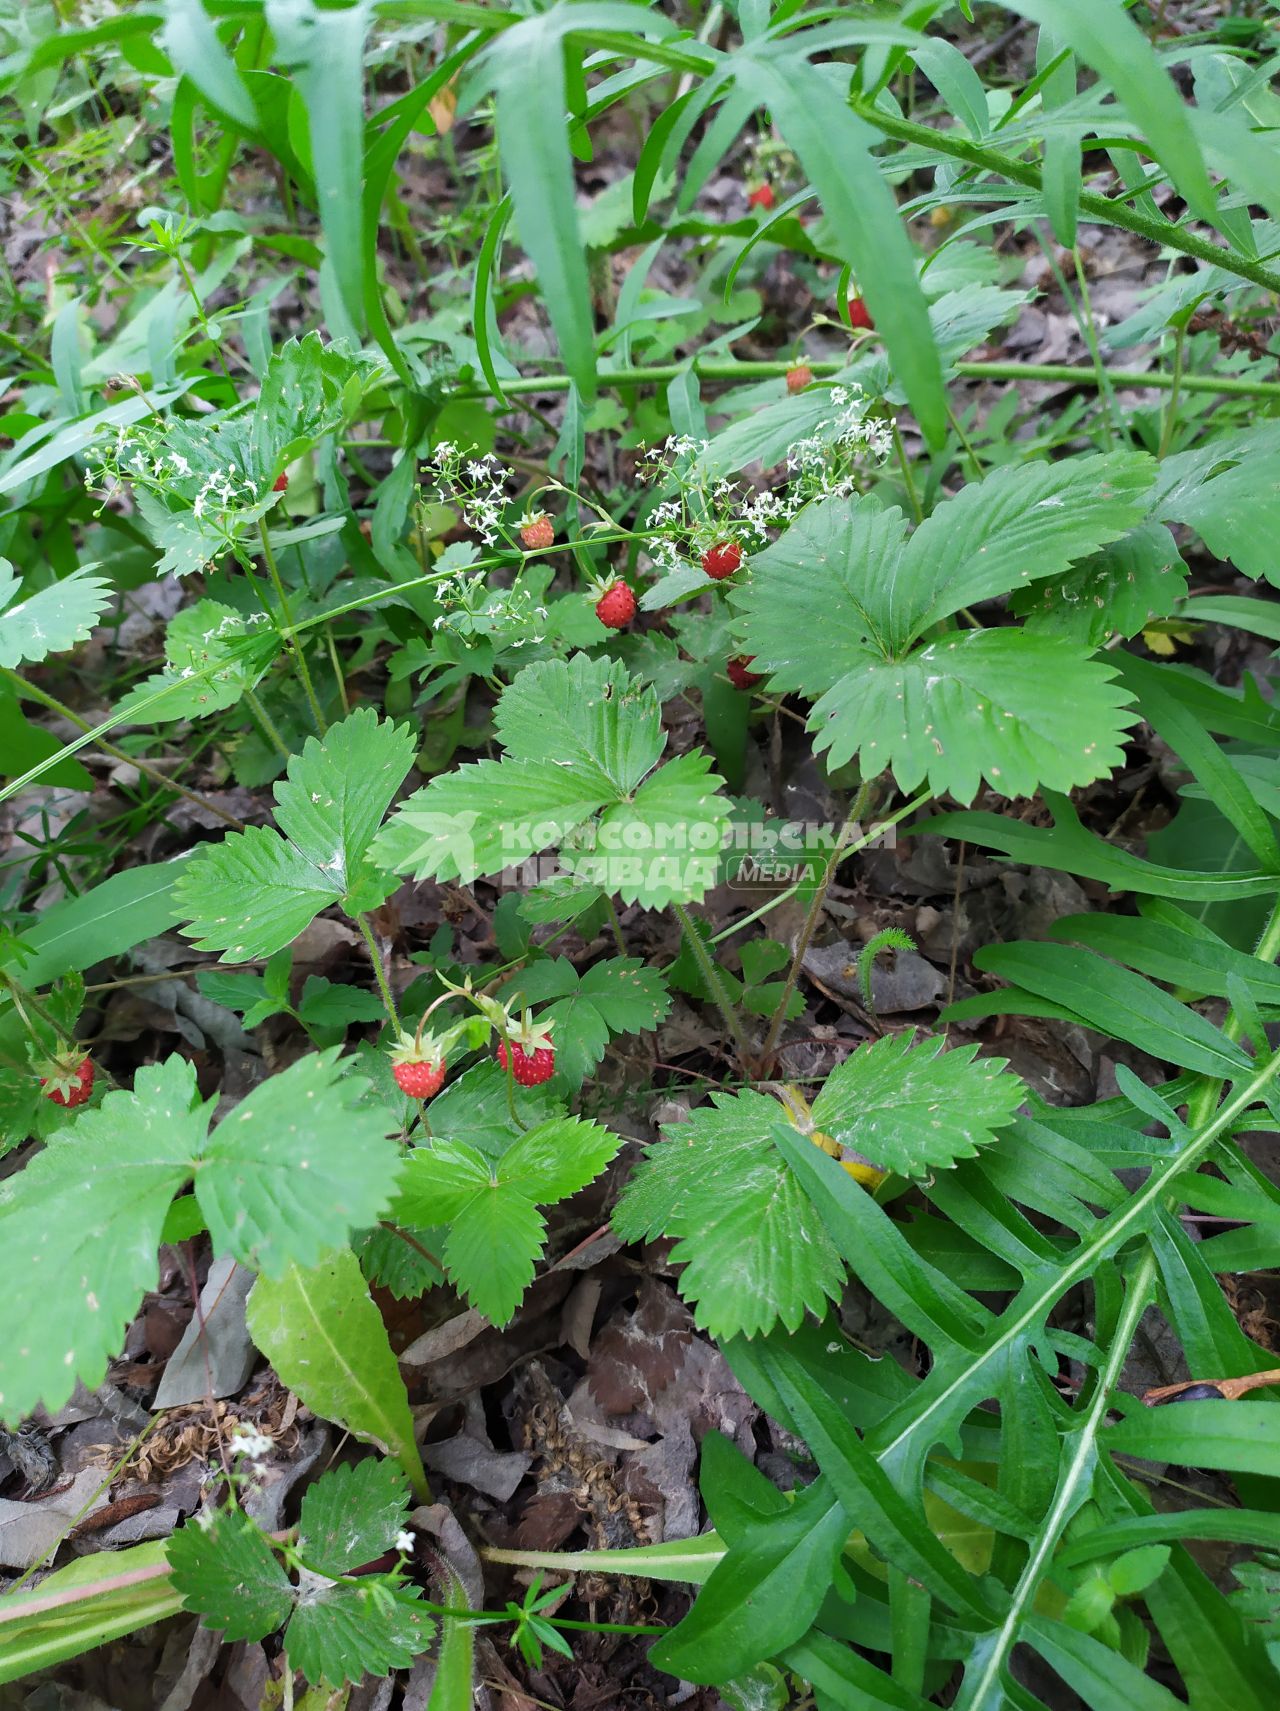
[[176, 709, 414, 960], [285, 1581, 430, 1689], [196, 1049, 403, 1276], [0, 562, 112, 669], [425, 1061, 560, 1161], [1012, 523, 1187, 646], [891, 452, 1155, 643], [297, 1458, 410, 1577], [813, 629, 1135, 799], [501, 958, 670, 1089], [168, 1506, 294, 1641], [373, 654, 729, 907], [296, 977, 386, 1031], [0, 1057, 209, 1421], [809, 1033, 1025, 1176], [393, 1116, 620, 1324], [613, 1093, 845, 1339]]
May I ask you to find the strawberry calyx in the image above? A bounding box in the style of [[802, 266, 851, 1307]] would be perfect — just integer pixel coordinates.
[[38, 1051, 94, 1108]]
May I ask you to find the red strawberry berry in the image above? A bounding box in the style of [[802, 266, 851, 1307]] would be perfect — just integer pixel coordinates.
[[786, 365, 813, 394], [701, 541, 742, 581], [273, 473, 289, 493], [392, 1056, 446, 1100], [595, 580, 636, 629], [40, 1057, 94, 1108], [727, 655, 763, 691], [747, 183, 775, 210], [520, 514, 555, 551], [846, 295, 874, 332], [498, 1039, 556, 1087]]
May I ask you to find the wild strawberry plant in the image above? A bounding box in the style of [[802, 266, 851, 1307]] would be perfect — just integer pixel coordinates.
[[3, 2, 1280, 1707]]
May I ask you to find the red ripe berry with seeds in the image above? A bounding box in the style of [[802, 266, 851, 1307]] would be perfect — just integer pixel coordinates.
[[595, 581, 636, 630], [40, 1057, 94, 1108], [786, 365, 813, 394], [747, 183, 775, 210], [273, 473, 289, 493], [392, 1057, 446, 1100], [846, 295, 874, 332], [701, 541, 742, 581], [520, 514, 555, 551], [727, 656, 764, 691], [498, 1039, 556, 1086]]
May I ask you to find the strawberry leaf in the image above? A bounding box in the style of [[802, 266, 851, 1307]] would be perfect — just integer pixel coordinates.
[[0, 562, 113, 669], [806, 629, 1136, 800], [392, 1115, 619, 1323], [613, 1092, 846, 1340], [1012, 522, 1186, 646], [501, 957, 670, 1089], [373, 655, 729, 906], [0, 1058, 210, 1421], [286, 1583, 430, 1689], [810, 1033, 1025, 1177], [195, 1049, 403, 1276], [168, 1506, 294, 1642], [113, 600, 277, 724], [297, 1458, 410, 1577], [176, 709, 414, 960], [249, 333, 374, 475]]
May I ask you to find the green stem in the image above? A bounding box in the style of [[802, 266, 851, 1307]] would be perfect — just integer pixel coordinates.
[[1158, 322, 1188, 460], [602, 894, 628, 958], [890, 422, 923, 524], [447, 357, 1280, 402], [243, 687, 291, 761], [758, 784, 872, 1076], [848, 97, 1280, 299], [671, 901, 755, 1069], [325, 625, 351, 716], [256, 520, 326, 734], [356, 913, 400, 1035], [4, 668, 247, 831], [962, 1251, 1159, 1711]]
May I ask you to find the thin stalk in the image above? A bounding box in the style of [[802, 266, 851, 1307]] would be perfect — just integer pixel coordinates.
[[446, 358, 1280, 401], [758, 784, 872, 1076], [890, 422, 923, 523], [671, 901, 754, 1068], [602, 894, 628, 958], [1158, 321, 1188, 460], [847, 98, 1280, 298], [356, 913, 400, 1034], [243, 686, 291, 760], [256, 520, 326, 734], [4, 668, 247, 832], [961, 1251, 1159, 1711], [324, 625, 350, 716]]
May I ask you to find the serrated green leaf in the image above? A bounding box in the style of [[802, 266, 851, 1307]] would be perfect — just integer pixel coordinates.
[[498, 1115, 621, 1203], [810, 1033, 1025, 1177], [807, 629, 1135, 800], [0, 1057, 208, 1421], [249, 334, 372, 473], [286, 1581, 431, 1689], [426, 1061, 561, 1161], [247, 1248, 427, 1495], [494, 654, 664, 790], [177, 709, 414, 959], [0, 562, 113, 669], [168, 1506, 294, 1642], [444, 1187, 546, 1328], [502, 958, 669, 1088], [296, 977, 386, 1031], [196, 1050, 403, 1276], [1013, 524, 1186, 645], [114, 600, 277, 724], [297, 1458, 410, 1577], [613, 1092, 845, 1340]]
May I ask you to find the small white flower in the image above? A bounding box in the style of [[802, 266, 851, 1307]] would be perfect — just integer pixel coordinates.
[[394, 1530, 414, 1553], [230, 1427, 275, 1462]]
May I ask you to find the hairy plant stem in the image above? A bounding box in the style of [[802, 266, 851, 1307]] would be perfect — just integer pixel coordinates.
[[356, 913, 401, 1035], [758, 783, 872, 1077], [671, 901, 754, 1069], [602, 894, 628, 958], [3, 668, 247, 831], [451, 358, 1280, 401], [243, 686, 291, 760], [256, 520, 326, 734], [962, 1250, 1159, 1711], [847, 98, 1280, 298]]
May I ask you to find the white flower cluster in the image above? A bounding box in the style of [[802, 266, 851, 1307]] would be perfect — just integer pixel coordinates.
[[428, 443, 511, 546], [638, 387, 889, 574], [229, 1426, 275, 1462], [85, 422, 268, 532], [431, 568, 548, 647]]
